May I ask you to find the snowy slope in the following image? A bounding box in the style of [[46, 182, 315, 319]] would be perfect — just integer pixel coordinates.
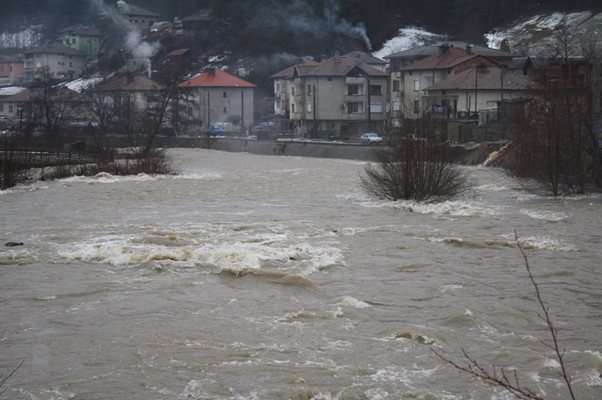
[[485, 11, 602, 56], [373, 26, 445, 59]]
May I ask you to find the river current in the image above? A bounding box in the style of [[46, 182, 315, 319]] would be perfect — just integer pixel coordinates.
[[1, 148, 601, 400]]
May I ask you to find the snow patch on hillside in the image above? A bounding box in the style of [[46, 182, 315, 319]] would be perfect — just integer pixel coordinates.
[[485, 11, 602, 56], [373, 26, 445, 59]]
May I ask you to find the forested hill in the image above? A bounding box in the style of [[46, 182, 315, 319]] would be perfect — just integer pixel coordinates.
[[1, 0, 601, 54]]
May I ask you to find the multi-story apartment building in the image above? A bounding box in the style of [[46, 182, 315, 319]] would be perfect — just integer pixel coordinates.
[[23, 43, 86, 82], [58, 24, 102, 59], [271, 52, 389, 138]]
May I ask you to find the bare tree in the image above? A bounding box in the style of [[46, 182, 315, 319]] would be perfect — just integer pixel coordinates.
[[360, 114, 469, 202]]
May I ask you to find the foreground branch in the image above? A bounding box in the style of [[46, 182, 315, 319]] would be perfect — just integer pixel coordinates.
[[433, 232, 576, 399], [0, 360, 23, 395]]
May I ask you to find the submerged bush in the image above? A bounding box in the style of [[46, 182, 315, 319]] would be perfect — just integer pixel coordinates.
[[361, 131, 469, 203]]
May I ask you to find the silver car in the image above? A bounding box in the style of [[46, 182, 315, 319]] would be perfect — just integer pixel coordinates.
[[360, 132, 384, 144]]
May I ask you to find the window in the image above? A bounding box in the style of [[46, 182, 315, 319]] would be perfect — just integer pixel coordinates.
[[369, 85, 381, 95], [423, 76, 433, 89], [72, 38, 76, 44], [275, 83, 280, 92], [413, 100, 420, 113], [414, 79, 420, 91], [8, 104, 14, 113], [307, 85, 312, 95], [223, 91, 227, 98], [347, 102, 364, 113], [223, 107, 227, 113], [392, 80, 400, 92], [306, 102, 312, 113], [370, 102, 382, 113], [291, 103, 295, 113], [291, 86, 295, 96], [69, 62, 73, 67], [347, 84, 362, 95], [392, 100, 400, 111]]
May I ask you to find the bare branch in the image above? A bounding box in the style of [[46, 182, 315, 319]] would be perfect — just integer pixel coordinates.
[[514, 231, 576, 400]]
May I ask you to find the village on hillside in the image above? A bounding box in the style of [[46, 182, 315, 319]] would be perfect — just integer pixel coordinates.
[[0, 1, 601, 176]]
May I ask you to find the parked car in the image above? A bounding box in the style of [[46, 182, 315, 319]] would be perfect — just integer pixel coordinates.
[[209, 122, 226, 136], [360, 132, 384, 144]]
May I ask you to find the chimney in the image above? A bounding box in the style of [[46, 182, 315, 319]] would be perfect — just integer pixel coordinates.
[[466, 44, 473, 54], [438, 44, 450, 55], [334, 50, 341, 62], [207, 67, 216, 76]]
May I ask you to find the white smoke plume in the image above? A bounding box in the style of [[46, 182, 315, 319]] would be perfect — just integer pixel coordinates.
[[88, 0, 160, 75]]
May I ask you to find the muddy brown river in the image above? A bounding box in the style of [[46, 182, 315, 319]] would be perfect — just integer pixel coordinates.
[[1, 148, 601, 399]]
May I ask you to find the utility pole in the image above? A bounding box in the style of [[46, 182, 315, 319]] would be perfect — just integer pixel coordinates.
[[240, 89, 245, 135]]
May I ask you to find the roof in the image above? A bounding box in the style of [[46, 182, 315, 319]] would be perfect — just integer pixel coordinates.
[[180, 69, 256, 88], [270, 60, 319, 79], [385, 41, 514, 60], [271, 55, 388, 79], [24, 43, 85, 57], [401, 47, 481, 71], [96, 74, 165, 92], [181, 9, 213, 22], [0, 87, 26, 97], [116, 2, 160, 18], [426, 66, 532, 91], [167, 49, 190, 57], [59, 24, 101, 37], [344, 51, 387, 65], [310, 56, 389, 77], [3, 87, 88, 103]]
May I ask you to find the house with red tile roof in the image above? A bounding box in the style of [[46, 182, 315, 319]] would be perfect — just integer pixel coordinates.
[[178, 68, 256, 135], [270, 52, 389, 138]]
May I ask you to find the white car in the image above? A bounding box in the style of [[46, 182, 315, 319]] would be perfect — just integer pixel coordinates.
[[360, 132, 384, 144]]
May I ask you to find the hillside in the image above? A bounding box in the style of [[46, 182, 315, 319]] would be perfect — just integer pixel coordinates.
[[1, 0, 600, 55]]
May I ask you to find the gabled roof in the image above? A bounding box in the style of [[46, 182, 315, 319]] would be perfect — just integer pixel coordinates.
[[180, 69, 256, 88], [270, 60, 319, 79], [385, 41, 514, 60], [426, 66, 532, 91], [3, 87, 88, 103], [167, 48, 190, 57], [402, 47, 481, 71], [270, 55, 388, 80], [310, 56, 389, 77], [344, 51, 387, 65], [0, 87, 26, 97], [116, 2, 160, 17], [96, 74, 165, 92], [59, 24, 102, 37], [24, 43, 85, 57]]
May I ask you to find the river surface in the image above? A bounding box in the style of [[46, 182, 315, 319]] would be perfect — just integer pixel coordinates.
[[1, 148, 601, 400]]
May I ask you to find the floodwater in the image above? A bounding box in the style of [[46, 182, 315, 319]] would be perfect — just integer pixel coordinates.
[[1, 148, 601, 400]]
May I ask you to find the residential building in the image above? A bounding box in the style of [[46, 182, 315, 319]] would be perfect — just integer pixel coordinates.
[[116, 2, 161, 31], [179, 68, 256, 135], [23, 43, 86, 82], [95, 73, 166, 111], [0, 86, 26, 117], [180, 8, 213, 42], [271, 53, 389, 138], [1, 86, 91, 124], [424, 65, 532, 122], [394, 45, 498, 122], [58, 24, 102, 59], [0, 52, 25, 85]]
